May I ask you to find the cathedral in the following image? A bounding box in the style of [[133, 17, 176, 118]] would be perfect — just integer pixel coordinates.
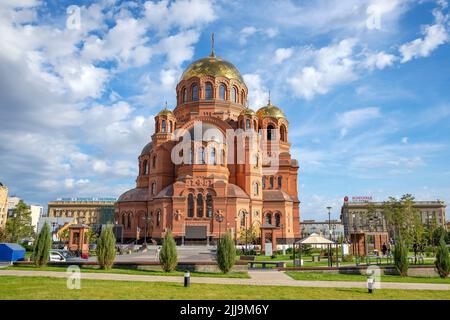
[[115, 39, 300, 248]]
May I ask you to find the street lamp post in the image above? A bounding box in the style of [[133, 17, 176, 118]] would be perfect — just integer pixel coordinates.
[[142, 214, 151, 245], [327, 206, 332, 267], [215, 213, 224, 244]]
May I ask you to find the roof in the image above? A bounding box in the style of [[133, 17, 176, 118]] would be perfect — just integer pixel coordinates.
[[227, 184, 249, 198], [117, 188, 149, 202], [0, 243, 25, 251], [296, 233, 335, 244], [256, 100, 286, 119], [181, 56, 244, 83], [140, 142, 153, 156], [155, 184, 174, 198], [263, 190, 293, 202]]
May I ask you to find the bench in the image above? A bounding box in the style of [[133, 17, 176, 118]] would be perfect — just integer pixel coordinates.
[[248, 261, 286, 269]]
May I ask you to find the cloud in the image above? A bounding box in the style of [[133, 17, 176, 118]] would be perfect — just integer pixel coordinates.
[[274, 48, 293, 64], [337, 107, 381, 137], [364, 51, 397, 70], [243, 73, 269, 108]]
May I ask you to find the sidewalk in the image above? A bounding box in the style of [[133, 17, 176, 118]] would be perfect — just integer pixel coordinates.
[[0, 269, 449, 291]]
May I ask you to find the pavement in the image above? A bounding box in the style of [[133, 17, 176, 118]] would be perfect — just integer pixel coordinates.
[[1, 269, 449, 291]]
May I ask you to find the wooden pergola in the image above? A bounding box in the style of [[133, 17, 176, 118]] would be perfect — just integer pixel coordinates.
[[293, 233, 340, 267]]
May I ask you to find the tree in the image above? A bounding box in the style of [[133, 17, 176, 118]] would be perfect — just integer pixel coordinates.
[[159, 229, 177, 272], [434, 233, 450, 279], [393, 235, 409, 277], [33, 222, 52, 266], [239, 225, 258, 246], [5, 200, 34, 243], [96, 224, 116, 270], [432, 227, 449, 246], [217, 232, 236, 274], [0, 227, 8, 242], [86, 228, 98, 244]]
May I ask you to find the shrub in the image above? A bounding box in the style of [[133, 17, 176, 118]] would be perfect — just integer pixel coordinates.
[[342, 254, 354, 262], [96, 224, 116, 270], [159, 229, 178, 272], [33, 222, 52, 266], [217, 232, 236, 273], [434, 233, 450, 279], [393, 236, 409, 277]]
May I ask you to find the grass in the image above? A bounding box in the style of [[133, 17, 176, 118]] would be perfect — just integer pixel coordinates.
[[5, 265, 249, 279], [0, 276, 449, 300], [285, 271, 450, 284]]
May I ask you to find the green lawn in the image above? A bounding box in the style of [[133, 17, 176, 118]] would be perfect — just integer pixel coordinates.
[[0, 276, 449, 300], [5, 265, 249, 279], [285, 271, 450, 284]]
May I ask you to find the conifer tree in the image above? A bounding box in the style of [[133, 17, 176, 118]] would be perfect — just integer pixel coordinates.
[[33, 222, 52, 266], [96, 224, 116, 270], [159, 229, 178, 272], [435, 233, 450, 278], [393, 234, 409, 277], [217, 232, 236, 274]]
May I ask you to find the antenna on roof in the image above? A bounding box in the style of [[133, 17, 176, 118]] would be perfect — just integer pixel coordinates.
[[210, 32, 216, 57]]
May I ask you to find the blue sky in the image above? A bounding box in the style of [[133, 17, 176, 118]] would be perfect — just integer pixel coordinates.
[[0, 0, 449, 221]]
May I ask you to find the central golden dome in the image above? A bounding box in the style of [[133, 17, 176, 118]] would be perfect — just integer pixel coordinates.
[[181, 55, 244, 83], [256, 101, 286, 119]]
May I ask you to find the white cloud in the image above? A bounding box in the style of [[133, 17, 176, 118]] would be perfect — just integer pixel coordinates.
[[242, 73, 269, 108], [274, 47, 293, 64], [337, 107, 381, 137], [364, 51, 397, 70]]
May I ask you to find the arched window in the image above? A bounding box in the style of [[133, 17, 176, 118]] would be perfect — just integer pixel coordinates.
[[206, 194, 213, 218], [189, 148, 193, 164], [265, 213, 272, 225], [152, 156, 156, 168], [197, 194, 203, 217], [188, 194, 194, 217], [219, 84, 226, 100], [267, 124, 274, 140], [253, 182, 259, 195], [240, 211, 246, 227], [161, 119, 166, 132], [262, 177, 266, 189], [205, 82, 213, 100], [198, 147, 205, 164], [280, 125, 287, 142], [252, 154, 258, 167], [241, 90, 245, 104], [122, 213, 126, 226], [269, 177, 274, 189], [127, 213, 132, 229], [275, 213, 281, 227], [182, 88, 187, 102], [246, 119, 251, 130], [231, 87, 238, 102], [168, 121, 173, 133], [192, 84, 198, 101], [143, 160, 149, 175], [210, 148, 216, 165], [156, 211, 161, 226], [151, 182, 156, 195], [278, 176, 282, 188]]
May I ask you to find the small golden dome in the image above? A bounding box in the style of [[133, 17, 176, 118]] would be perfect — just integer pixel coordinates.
[[157, 108, 174, 116], [256, 100, 286, 119], [239, 106, 256, 117], [181, 56, 244, 83]]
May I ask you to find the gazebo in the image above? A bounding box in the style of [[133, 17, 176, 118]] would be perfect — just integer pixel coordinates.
[[293, 233, 340, 267]]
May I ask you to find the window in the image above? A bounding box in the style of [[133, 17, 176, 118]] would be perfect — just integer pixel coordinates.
[[156, 211, 161, 226], [246, 119, 251, 130], [252, 154, 258, 167], [254, 182, 259, 195], [269, 177, 274, 189], [275, 213, 281, 227], [253, 120, 257, 130], [168, 121, 173, 133], [262, 177, 266, 189], [240, 211, 246, 227], [198, 147, 205, 164], [219, 84, 226, 100], [205, 82, 213, 100], [280, 125, 287, 142], [267, 124, 274, 140], [266, 213, 272, 225], [162, 119, 166, 132], [241, 90, 245, 104], [278, 176, 282, 188], [188, 194, 194, 217], [192, 84, 198, 101], [206, 194, 213, 218], [143, 160, 148, 175], [127, 213, 132, 229], [122, 213, 126, 226], [152, 156, 156, 168], [182, 88, 187, 102], [151, 182, 156, 195], [210, 148, 216, 165], [232, 87, 238, 102], [197, 194, 203, 217]]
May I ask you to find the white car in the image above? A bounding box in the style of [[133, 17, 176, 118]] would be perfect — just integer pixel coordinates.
[[49, 250, 66, 262]]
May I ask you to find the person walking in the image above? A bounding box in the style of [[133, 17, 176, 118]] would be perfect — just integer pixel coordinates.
[[381, 243, 387, 256]]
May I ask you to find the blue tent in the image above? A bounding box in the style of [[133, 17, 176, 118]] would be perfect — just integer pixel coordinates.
[[0, 243, 26, 262]]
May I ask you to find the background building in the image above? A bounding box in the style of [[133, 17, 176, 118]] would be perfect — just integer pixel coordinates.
[[300, 219, 344, 241], [48, 197, 117, 225], [29, 205, 43, 232], [0, 182, 8, 228], [7, 196, 21, 217]]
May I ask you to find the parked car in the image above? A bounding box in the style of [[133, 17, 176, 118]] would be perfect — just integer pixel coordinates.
[[49, 250, 66, 262]]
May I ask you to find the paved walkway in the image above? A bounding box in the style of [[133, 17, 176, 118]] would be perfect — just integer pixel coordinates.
[[0, 269, 449, 291]]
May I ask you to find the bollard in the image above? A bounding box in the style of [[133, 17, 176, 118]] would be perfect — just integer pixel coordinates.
[[184, 271, 190, 287], [367, 277, 374, 294]]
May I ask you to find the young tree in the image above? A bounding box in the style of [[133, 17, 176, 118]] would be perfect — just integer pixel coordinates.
[[217, 232, 236, 274], [159, 229, 178, 272], [5, 200, 34, 243], [0, 227, 8, 242], [96, 224, 116, 270], [239, 226, 258, 247], [393, 235, 409, 277], [33, 222, 52, 266], [434, 233, 450, 279]]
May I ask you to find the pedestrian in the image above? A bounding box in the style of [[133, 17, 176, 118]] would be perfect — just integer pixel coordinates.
[[156, 246, 161, 259], [381, 243, 387, 256]]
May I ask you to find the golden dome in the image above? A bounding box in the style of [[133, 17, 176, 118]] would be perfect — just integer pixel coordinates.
[[239, 106, 256, 117], [157, 108, 174, 116], [181, 56, 244, 83], [256, 101, 286, 119]]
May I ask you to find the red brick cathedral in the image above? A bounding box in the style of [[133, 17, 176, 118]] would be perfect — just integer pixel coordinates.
[[115, 41, 300, 246]]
